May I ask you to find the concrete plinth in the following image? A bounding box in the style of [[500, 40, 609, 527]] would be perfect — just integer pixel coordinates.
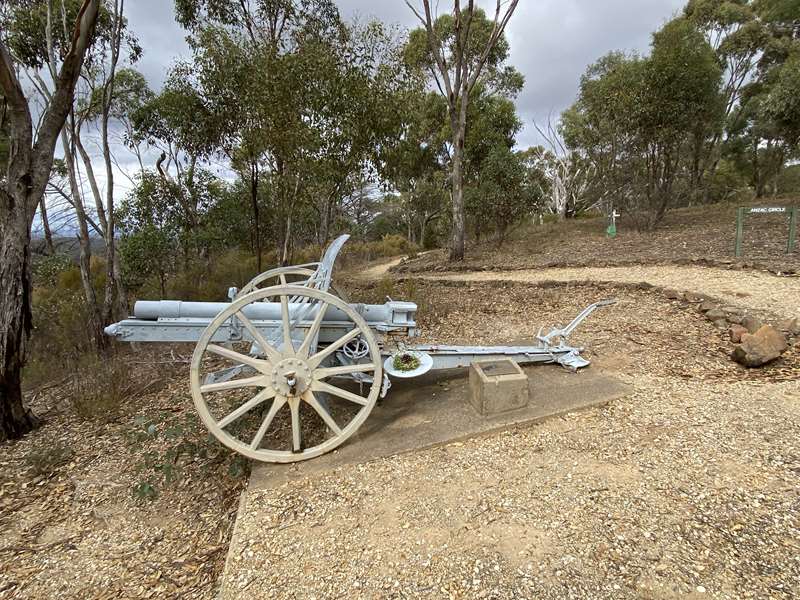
[[245, 365, 630, 490], [469, 359, 529, 415]]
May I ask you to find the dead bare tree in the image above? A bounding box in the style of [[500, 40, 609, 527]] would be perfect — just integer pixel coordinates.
[[405, 0, 520, 261], [534, 118, 593, 221], [0, 0, 101, 440]]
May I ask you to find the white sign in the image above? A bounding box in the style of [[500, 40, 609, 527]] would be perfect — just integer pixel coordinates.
[[749, 207, 787, 214]]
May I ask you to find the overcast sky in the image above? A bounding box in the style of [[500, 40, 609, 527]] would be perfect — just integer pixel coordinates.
[[125, 0, 686, 149]]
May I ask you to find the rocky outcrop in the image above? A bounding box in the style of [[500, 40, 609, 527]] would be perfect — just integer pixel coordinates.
[[731, 325, 789, 368], [661, 287, 793, 368]]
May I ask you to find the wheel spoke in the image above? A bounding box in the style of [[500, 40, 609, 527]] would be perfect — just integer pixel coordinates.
[[249, 395, 287, 450], [235, 311, 281, 363], [218, 387, 276, 429], [303, 390, 342, 436], [308, 328, 362, 368], [200, 374, 266, 394], [289, 398, 301, 452], [311, 380, 369, 406], [280, 294, 294, 353], [297, 302, 329, 358], [314, 363, 376, 379], [207, 344, 268, 372]]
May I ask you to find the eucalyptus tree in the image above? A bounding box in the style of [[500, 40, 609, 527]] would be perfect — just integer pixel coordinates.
[[306, 20, 416, 246], [75, 0, 141, 323], [683, 1, 768, 195], [131, 64, 217, 252], [0, 0, 101, 439], [167, 0, 341, 267], [5, 0, 141, 351], [159, 0, 413, 266], [118, 167, 230, 294], [534, 118, 593, 221], [564, 18, 724, 228], [404, 0, 520, 260], [378, 88, 449, 246], [382, 71, 528, 246], [750, 0, 800, 185], [465, 145, 541, 245]]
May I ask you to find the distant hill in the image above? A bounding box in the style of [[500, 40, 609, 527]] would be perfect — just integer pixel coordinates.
[[31, 235, 106, 261]]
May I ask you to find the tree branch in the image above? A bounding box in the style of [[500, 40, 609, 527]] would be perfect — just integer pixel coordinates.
[[29, 0, 101, 221]]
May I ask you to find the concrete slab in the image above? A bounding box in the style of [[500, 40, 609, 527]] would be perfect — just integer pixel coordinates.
[[248, 365, 631, 490]]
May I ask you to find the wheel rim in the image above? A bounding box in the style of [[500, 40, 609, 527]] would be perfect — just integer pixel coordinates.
[[236, 266, 346, 300], [190, 286, 381, 463]]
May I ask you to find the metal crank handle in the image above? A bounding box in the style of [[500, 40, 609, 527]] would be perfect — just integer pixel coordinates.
[[538, 298, 617, 345]]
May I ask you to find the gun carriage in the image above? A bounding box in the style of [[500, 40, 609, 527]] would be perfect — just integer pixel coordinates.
[[106, 235, 613, 463]]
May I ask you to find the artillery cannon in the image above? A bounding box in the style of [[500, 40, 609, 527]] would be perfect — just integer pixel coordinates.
[[105, 235, 613, 463]]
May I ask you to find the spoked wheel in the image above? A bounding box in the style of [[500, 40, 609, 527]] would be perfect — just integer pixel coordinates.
[[190, 286, 381, 463], [236, 266, 346, 300]]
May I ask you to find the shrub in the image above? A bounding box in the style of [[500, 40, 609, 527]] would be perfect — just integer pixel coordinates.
[[706, 160, 750, 203], [32, 254, 75, 286], [68, 355, 158, 423], [339, 235, 419, 266], [129, 411, 250, 500]]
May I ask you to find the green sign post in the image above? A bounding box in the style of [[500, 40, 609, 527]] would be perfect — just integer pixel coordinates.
[[734, 206, 798, 258]]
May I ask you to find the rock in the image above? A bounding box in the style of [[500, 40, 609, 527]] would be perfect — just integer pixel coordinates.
[[741, 315, 762, 334], [705, 308, 727, 321], [778, 317, 800, 336], [727, 314, 744, 325], [731, 325, 788, 367], [722, 306, 744, 317], [729, 324, 748, 343], [698, 301, 716, 313], [713, 319, 728, 329], [684, 293, 706, 303], [663, 289, 681, 300]]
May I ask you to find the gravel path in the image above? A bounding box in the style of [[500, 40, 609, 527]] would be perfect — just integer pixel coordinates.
[[221, 267, 799, 599], [222, 375, 800, 599], [419, 266, 800, 320]]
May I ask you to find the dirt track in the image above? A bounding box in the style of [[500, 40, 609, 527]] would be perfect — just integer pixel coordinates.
[[387, 264, 800, 320]]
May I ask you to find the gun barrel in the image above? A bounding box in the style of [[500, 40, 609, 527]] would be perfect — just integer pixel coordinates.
[[133, 299, 391, 324]]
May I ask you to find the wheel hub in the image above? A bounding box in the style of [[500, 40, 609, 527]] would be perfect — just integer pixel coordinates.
[[271, 358, 313, 396]]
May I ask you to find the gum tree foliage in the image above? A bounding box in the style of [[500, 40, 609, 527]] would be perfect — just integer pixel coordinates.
[[5, 0, 142, 355], [465, 145, 542, 245], [381, 69, 534, 247], [563, 18, 724, 229], [379, 90, 451, 246], [117, 169, 233, 295], [382, 63, 534, 246], [405, 0, 521, 261], [685, 0, 800, 197], [135, 0, 412, 268], [461, 83, 539, 241], [133, 83, 216, 234], [684, 0, 769, 193], [761, 49, 800, 146], [0, 0, 100, 439], [731, 0, 800, 195]]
